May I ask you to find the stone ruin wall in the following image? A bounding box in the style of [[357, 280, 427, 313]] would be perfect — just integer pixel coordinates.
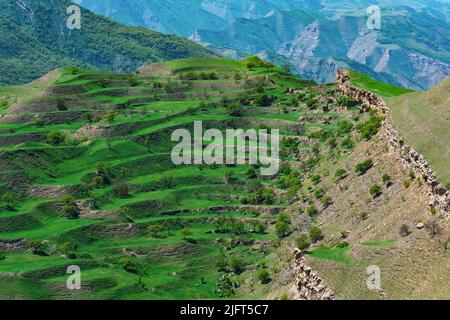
[[336, 69, 450, 217], [289, 249, 335, 300]]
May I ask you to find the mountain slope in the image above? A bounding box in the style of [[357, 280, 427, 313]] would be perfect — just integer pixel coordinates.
[[195, 7, 450, 90], [78, 0, 450, 90], [0, 0, 215, 85], [388, 78, 450, 184]]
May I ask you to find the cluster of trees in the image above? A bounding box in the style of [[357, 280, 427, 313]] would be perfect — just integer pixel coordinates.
[[217, 255, 247, 275], [45, 131, 66, 145], [241, 184, 275, 205], [295, 226, 324, 250], [275, 212, 292, 239], [244, 56, 275, 69], [61, 196, 80, 219], [358, 115, 384, 140]]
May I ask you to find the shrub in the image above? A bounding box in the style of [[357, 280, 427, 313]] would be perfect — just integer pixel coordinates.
[[321, 196, 333, 207], [159, 174, 175, 188], [340, 136, 354, 149], [369, 184, 382, 198], [56, 98, 67, 111], [181, 229, 193, 240], [275, 221, 290, 239], [0, 193, 15, 210], [338, 120, 353, 135], [229, 257, 246, 275], [113, 181, 131, 198], [295, 234, 311, 250], [254, 94, 273, 106], [358, 116, 383, 140], [309, 226, 324, 243], [258, 269, 271, 284], [403, 180, 411, 188], [61, 196, 80, 219], [335, 241, 350, 248], [224, 170, 236, 184], [105, 110, 117, 123], [46, 131, 66, 145], [315, 188, 325, 199], [118, 257, 140, 274], [382, 174, 392, 186], [252, 221, 267, 234], [29, 240, 47, 255], [311, 174, 321, 185], [355, 160, 373, 175], [399, 224, 411, 237], [148, 224, 163, 238], [226, 103, 243, 117], [246, 167, 258, 179], [335, 168, 347, 180], [327, 137, 337, 149], [33, 118, 45, 127], [278, 212, 291, 224], [59, 242, 77, 256], [307, 205, 318, 217]]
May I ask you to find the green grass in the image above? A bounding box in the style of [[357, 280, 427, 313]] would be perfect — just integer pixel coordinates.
[[349, 71, 414, 97], [388, 79, 450, 184], [306, 247, 352, 265], [0, 56, 366, 300], [362, 240, 396, 247]]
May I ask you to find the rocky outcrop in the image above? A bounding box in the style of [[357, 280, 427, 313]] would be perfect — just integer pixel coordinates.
[[336, 69, 389, 114], [0, 239, 29, 253], [336, 69, 450, 217], [290, 249, 335, 300]]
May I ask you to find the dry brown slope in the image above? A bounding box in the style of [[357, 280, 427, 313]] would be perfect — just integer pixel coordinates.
[[388, 78, 450, 185], [305, 133, 450, 299]]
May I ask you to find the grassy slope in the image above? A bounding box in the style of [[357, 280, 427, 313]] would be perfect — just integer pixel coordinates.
[[1, 58, 447, 300], [348, 71, 414, 98], [388, 79, 450, 185], [0, 57, 337, 300], [350, 70, 449, 184]]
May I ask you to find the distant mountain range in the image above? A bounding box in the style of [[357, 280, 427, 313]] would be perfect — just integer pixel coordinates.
[[78, 0, 450, 90], [0, 0, 214, 85]]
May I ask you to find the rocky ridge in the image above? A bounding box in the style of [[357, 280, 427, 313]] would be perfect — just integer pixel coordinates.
[[289, 249, 335, 300], [336, 69, 450, 217]]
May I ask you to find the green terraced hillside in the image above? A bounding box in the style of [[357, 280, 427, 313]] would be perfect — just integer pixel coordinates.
[[0, 57, 381, 299]]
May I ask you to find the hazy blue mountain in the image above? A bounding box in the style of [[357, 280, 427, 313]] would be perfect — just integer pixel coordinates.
[[78, 0, 450, 90]]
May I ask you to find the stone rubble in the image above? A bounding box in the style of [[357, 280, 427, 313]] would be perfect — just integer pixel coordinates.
[[290, 249, 335, 300], [336, 69, 450, 218]]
